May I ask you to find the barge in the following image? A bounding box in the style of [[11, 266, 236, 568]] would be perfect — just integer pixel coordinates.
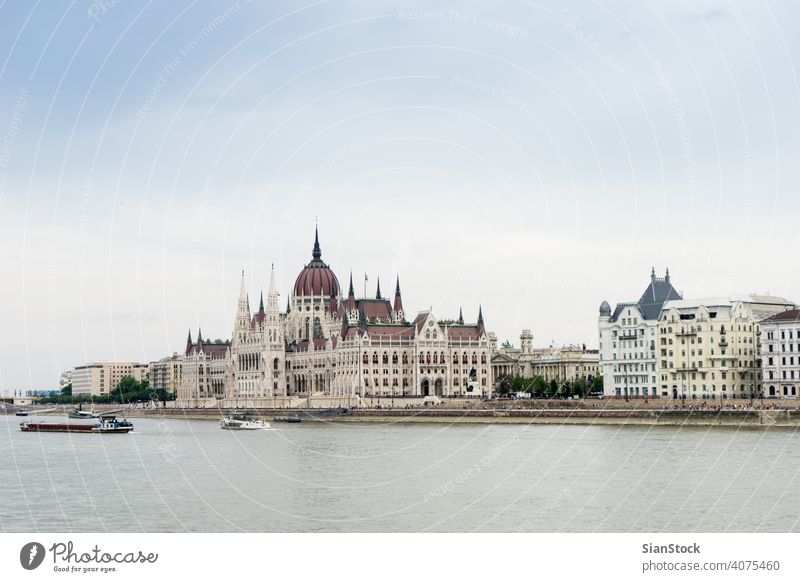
[[19, 415, 134, 434]]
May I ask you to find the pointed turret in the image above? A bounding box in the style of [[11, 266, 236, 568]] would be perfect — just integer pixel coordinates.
[[651, 266, 656, 282], [267, 263, 279, 312], [376, 277, 382, 300], [286, 296, 291, 314], [458, 307, 464, 325], [259, 291, 265, 313], [665, 267, 671, 284], [393, 275, 404, 321], [197, 327, 204, 352], [234, 269, 251, 333], [347, 272, 357, 313], [185, 329, 193, 355], [477, 305, 485, 333]]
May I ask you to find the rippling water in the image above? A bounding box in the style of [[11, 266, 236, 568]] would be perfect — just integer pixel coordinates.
[[2, 414, 800, 532]]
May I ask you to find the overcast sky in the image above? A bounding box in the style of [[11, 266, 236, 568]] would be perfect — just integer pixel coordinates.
[[1, 0, 799, 392]]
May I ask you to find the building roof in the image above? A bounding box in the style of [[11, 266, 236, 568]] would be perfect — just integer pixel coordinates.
[[608, 269, 681, 322], [663, 294, 794, 310], [760, 309, 800, 324]]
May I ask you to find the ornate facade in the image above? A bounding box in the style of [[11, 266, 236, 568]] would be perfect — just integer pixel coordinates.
[[491, 330, 599, 388], [178, 228, 494, 406]]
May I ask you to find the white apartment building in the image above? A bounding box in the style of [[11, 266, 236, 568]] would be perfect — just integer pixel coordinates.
[[659, 295, 795, 400], [759, 309, 800, 399], [71, 361, 149, 396], [598, 268, 681, 399]]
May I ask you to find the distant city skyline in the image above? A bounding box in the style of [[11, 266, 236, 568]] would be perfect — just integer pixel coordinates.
[[1, 0, 799, 391]]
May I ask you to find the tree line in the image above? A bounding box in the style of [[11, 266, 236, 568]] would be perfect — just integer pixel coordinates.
[[497, 374, 603, 398], [39, 376, 176, 405]]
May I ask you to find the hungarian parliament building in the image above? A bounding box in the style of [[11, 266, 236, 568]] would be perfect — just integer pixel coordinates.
[[177, 227, 494, 406]]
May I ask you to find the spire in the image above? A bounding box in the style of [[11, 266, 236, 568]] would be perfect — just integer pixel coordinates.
[[651, 266, 656, 281], [393, 275, 404, 319], [235, 270, 251, 331], [259, 291, 265, 313], [477, 305, 484, 326], [286, 296, 291, 314], [376, 277, 382, 300], [348, 272, 354, 296], [312, 224, 321, 261], [239, 269, 246, 297], [268, 263, 276, 293], [197, 327, 203, 344], [187, 328, 192, 345], [458, 307, 464, 325], [665, 267, 671, 284]]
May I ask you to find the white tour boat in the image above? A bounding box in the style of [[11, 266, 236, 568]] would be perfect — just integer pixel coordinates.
[[219, 413, 270, 430]]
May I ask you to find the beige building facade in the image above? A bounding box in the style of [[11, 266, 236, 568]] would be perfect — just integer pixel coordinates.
[[149, 355, 183, 394], [492, 329, 599, 388], [659, 295, 795, 400], [71, 361, 149, 396]]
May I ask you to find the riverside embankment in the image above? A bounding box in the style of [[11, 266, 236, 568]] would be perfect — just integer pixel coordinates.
[[118, 405, 800, 427]]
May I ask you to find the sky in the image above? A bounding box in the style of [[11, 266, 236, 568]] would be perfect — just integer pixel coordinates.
[[1, 0, 799, 392]]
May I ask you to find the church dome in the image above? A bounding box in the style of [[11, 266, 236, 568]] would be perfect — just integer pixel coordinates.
[[599, 300, 611, 316], [293, 227, 340, 297]]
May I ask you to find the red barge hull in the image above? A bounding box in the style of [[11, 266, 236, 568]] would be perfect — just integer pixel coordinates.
[[20, 423, 97, 433], [19, 419, 134, 433]]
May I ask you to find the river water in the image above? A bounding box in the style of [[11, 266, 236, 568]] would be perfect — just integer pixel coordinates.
[[2, 414, 799, 532]]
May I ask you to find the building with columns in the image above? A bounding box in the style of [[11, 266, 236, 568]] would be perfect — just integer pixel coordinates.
[[177, 227, 494, 406], [598, 268, 682, 399], [491, 329, 599, 388]]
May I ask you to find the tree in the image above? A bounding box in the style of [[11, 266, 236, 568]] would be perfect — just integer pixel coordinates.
[[532, 376, 547, 398], [61, 383, 72, 396], [498, 375, 513, 397], [547, 379, 558, 398], [591, 375, 604, 395], [572, 378, 587, 398]]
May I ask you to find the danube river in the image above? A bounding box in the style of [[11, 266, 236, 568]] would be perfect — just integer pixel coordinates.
[[2, 414, 799, 532]]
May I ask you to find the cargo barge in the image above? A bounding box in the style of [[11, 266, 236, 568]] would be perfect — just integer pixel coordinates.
[[19, 415, 134, 434]]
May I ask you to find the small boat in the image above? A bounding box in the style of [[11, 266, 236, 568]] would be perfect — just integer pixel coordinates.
[[219, 413, 269, 430], [274, 415, 302, 423], [19, 415, 134, 434]]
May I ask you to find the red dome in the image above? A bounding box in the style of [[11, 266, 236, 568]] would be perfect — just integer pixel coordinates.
[[293, 227, 340, 297], [294, 264, 340, 296]]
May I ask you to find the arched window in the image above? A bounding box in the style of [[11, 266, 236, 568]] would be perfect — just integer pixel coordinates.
[[392, 353, 398, 364], [382, 353, 389, 365], [472, 354, 478, 365], [453, 353, 459, 364], [273, 358, 279, 370], [305, 318, 310, 339], [462, 354, 468, 364]]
